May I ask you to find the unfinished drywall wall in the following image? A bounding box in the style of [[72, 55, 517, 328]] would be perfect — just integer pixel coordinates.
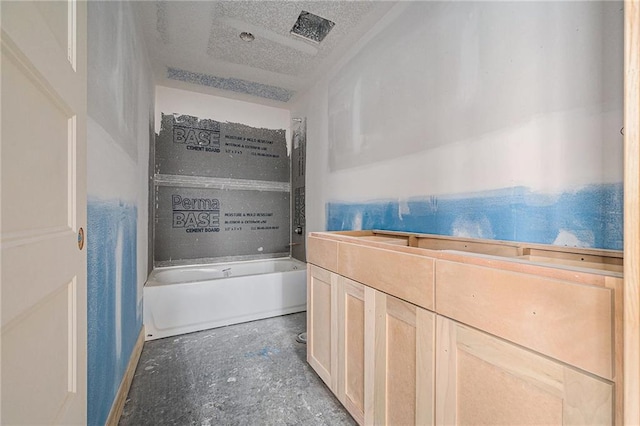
[[87, 2, 154, 425], [292, 1, 623, 250]]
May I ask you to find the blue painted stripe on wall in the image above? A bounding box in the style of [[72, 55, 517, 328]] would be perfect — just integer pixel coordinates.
[[327, 184, 623, 250], [87, 199, 140, 426]]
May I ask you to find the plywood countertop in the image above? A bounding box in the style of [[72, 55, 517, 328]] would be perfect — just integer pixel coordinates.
[[309, 230, 622, 287]]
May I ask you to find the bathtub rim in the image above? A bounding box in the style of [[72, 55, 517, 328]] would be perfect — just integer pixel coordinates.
[[145, 256, 307, 287], [154, 252, 291, 269]]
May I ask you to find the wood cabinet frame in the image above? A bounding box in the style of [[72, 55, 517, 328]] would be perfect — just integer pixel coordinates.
[[624, 1, 640, 423]]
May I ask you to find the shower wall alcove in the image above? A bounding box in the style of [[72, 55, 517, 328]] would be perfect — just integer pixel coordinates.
[[144, 110, 306, 340]]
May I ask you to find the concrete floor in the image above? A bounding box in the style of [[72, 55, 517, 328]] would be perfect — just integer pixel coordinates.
[[119, 312, 355, 426]]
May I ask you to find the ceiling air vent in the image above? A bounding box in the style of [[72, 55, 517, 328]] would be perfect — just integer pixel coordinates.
[[290, 11, 335, 43]]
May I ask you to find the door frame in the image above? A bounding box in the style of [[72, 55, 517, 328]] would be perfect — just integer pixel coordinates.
[[624, 0, 640, 423]]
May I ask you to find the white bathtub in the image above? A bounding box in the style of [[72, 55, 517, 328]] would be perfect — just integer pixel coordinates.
[[143, 257, 307, 340]]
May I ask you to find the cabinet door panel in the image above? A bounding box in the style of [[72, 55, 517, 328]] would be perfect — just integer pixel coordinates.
[[337, 277, 366, 424], [435, 316, 613, 425], [307, 265, 337, 390], [374, 292, 435, 425]]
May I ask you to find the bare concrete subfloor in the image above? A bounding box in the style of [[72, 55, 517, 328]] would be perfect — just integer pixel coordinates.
[[119, 312, 355, 426]]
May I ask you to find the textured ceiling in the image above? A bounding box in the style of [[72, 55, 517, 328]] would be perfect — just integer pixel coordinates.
[[135, 1, 396, 106]]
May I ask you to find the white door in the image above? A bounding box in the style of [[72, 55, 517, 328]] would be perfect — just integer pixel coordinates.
[[1, 1, 87, 424]]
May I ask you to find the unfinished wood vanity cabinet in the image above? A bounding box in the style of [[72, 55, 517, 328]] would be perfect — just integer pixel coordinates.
[[307, 230, 623, 425], [308, 233, 438, 426]]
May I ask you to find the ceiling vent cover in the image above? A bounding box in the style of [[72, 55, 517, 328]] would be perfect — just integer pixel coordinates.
[[290, 11, 335, 43]]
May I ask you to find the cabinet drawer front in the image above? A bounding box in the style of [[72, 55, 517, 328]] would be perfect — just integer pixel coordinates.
[[338, 242, 435, 310], [308, 236, 338, 272], [436, 260, 614, 379]]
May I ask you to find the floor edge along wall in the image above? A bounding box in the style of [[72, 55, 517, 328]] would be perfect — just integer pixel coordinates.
[[105, 327, 145, 426]]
